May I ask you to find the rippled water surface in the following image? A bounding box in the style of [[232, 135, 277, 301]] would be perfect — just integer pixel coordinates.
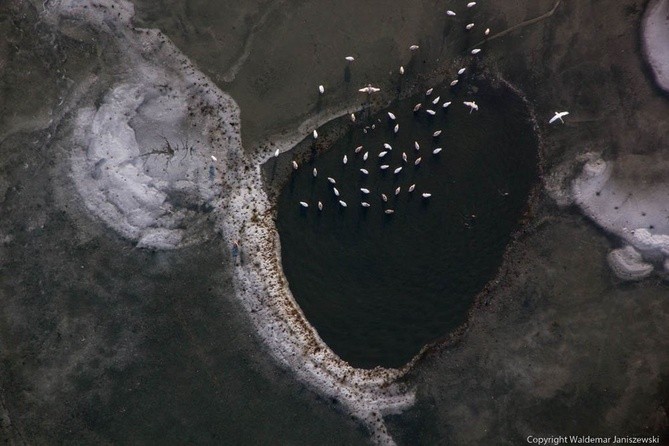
[[277, 81, 539, 368]]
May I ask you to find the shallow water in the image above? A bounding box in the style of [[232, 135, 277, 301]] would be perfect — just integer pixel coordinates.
[[277, 80, 539, 368]]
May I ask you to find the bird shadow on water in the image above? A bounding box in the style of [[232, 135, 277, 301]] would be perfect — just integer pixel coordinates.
[[344, 65, 351, 84]]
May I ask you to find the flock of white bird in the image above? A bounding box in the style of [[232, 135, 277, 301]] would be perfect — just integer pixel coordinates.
[[278, 1, 569, 213]]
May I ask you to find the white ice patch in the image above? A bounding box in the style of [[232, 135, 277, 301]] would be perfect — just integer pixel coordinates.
[[642, 0, 669, 93]]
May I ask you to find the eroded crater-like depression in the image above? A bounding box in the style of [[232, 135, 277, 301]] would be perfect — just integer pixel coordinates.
[[274, 81, 540, 368]]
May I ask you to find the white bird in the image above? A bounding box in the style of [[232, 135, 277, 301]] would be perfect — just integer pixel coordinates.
[[360, 168, 369, 175], [327, 177, 336, 184], [361, 188, 370, 194], [345, 56, 355, 62], [426, 88, 434, 96], [383, 143, 392, 150], [339, 200, 347, 207], [402, 152, 408, 163], [409, 45, 419, 51], [333, 187, 340, 196], [432, 96, 441, 104], [318, 85, 325, 94], [385, 209, 395, 215], [446, 10, 456, 16], [467, 2, 476, 7], [471, 48, 481, 55], [422, 192, 432, 198], [300, 201, 309, 208], [458, 67, 466, 75], [463, 101, 479, 113], [292, 160, 299, 170], [378, 151, 388, 158], [484, 28, 490, 36], [450, 79, 459, 86], [394, 166, 403, 174], [394, 124, 399, 134], [395, 186, 401, 195], [414, 141, 420, 150], [350, 113, 356, 122], [313, 129, 318, 138], [414, 157, 422, 165], [313, 168, 318, 177], [399, 65, 405, 75], [358, 84, 381, 94], [426, 109, 436, 115], [413, 103, 422, 112], [211, 155, 217, 162], [442, 101, 452, 108], [381, 194, 388, 202], [433, 130, 442, 137], [361, 202, 371, 207], [466, 23, 475, 30], [363, 152, 369, 161], [343, 155, 348, 164], [355, 145, 363, 153], [388, 112, 396, 120], [549, 111, 570, 124], [318, 201, 323, 210], [433, 147, 443, 154], [380, 164, 390, 170], [274, 148, 280, 157], [408, 184, 416, 192]]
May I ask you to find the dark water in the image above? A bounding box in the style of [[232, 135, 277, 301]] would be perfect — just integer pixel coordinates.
[[276, 81, 539, 369]]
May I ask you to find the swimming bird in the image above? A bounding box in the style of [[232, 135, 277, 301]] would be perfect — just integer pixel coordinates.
[[471, 48, 481, 55], [408, 184, 416, 192], [355, 145, 363, 153], [432, 96, 441, 105], [381, 193, 388, 202], [467, 2, 476, 7], [414, 157, 422, 165], [433, 130, 442, 137], [388, 112, 396, 120], [458, 67, 466, 75], [402, 152, 408, 163], [351, 113, 356, 122], [343, 155, 348, 164], [426, 109, 436, 115], [378, 151, 388, 158], [300, 201, 309, 208], [414, 141, 420, 150], [399, 66, 405, 75], [450, 79, 459, 86], [463, 101, 479, 113], [361, 202, 371, 208], [442, 101, 452, 108], [313, 129, 318, 139], [360, 168, 369, 175], [394, 166, 403, 174], [292, 160, 298, 170], [211, 155, 217, 162], [313, 168, 318, 177], [422, 192, 432, 198], [318, 201, 323, 210], [409, 45, 419, 51], [327, 177, 336, 184], [380, 164, 390, 170], [318, 85, 325, 94], [274, 148, 280, 157], [358, 84, 381, 94], [426, 88, 434, 96], [339, 200, 347, 207], [345, 56, 355, 62], [413, 103, 422, 112], [384, 209, 395, 215], [549, 111, 570, 124], [361, 188, 370, 194], [485, 28, 490, 36], [446, 10, 456, 16], [394, 124, 399, 134], [433, 148, 443, 154], [363, 152, 369, 161], [333, 187, 340, 196], [466, 23, 475, 30], [395, 186, 401, 195], [383, 143, 392, 150]]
